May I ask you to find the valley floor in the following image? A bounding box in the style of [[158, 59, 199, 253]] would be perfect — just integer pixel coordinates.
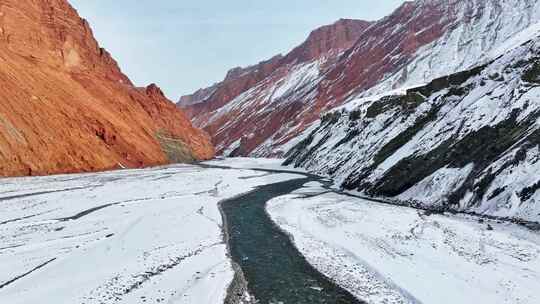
[[0, 158, 538, 304]]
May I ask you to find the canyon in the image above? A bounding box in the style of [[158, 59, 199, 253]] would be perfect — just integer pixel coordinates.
[[1, 1, 540, 303]]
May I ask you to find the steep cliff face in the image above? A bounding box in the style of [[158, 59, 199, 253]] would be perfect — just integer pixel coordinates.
[[283, 18, 371, 64], [180, 0, 540, 157], [285, 34, 540, 222], [0, 0, 214, 177]]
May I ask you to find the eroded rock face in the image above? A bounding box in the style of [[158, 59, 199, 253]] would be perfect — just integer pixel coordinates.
[[0, 0, 214, 177], [284, 18, 372, 64], [180, 0, 540, 157]]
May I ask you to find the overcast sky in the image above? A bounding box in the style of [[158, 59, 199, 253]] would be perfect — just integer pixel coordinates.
[[68, 1, 405, 100]]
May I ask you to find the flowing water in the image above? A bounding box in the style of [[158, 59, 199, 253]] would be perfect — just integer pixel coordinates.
[[220, 174, 364, 304]]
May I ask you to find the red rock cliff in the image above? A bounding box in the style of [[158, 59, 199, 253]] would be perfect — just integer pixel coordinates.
[[0, 0, 214, 177]]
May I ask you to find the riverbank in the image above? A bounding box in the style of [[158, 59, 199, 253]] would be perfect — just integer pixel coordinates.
[[268, 182, 540, 304]]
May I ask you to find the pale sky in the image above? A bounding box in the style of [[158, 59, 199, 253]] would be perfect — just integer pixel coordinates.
[[68, 1, 406, 100]]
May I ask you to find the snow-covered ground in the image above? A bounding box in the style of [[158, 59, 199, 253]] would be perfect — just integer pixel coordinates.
[[268, 182, 540, 304], [0, 161, 300, 304], [203, 157, 304, 173], [204, 157, 287, 170]]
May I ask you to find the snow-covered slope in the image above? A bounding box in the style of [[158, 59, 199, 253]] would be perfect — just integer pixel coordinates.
[[285, 34, 540, 222], [181, 0, 540, 158]]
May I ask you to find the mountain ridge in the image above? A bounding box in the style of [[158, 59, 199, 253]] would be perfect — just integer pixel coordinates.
[[180, 0, 540, 157], [178, 19, 371, 118]]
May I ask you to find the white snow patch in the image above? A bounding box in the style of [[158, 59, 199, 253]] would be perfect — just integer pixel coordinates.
[[222, 139, 241, 156]]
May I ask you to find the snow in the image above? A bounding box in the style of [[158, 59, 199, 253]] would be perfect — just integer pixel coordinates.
[[475, 146, 540, 221], [398, 164, 475, 206], [207, 60, 322, 129], [489, 22, 540, 59], [222, 139, 241, 157], [268, 182, 540, 304], [1, 158, 538, 303], [203, 157, 307, 174], [333, 86, 420, 113], [0, 162, 301, 304], [249, 121, 322, 157], [270, 61, 320, 102], [205, 58, 326, 157], [190, 0, 540, 158]]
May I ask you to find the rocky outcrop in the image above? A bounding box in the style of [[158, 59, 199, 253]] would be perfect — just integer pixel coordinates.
[[180, 0, 540, 157], [0, 0, 214, 177]]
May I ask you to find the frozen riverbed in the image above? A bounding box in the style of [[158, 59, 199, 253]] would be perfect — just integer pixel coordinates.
[[0, 161, 300, 304], [268, 182, 540, 304], [2, 159, 539, 304]]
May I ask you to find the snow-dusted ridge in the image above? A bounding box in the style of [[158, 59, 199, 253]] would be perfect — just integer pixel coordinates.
[[363, 0, 540, 98]]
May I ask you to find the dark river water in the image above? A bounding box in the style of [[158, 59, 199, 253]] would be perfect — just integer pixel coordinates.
[[220, 174, 364, 304]]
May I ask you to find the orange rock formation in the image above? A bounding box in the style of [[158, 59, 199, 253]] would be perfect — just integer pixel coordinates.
[[0, 0, 214, 177]]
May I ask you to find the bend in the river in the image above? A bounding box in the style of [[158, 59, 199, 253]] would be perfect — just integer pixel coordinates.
[[211, 164, 364, 304]]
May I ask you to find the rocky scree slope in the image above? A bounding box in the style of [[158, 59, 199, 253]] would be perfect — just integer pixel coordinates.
[[0, 0, 214, 177], [285, 34, 540, 222], [180, 0, 540, 158]]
